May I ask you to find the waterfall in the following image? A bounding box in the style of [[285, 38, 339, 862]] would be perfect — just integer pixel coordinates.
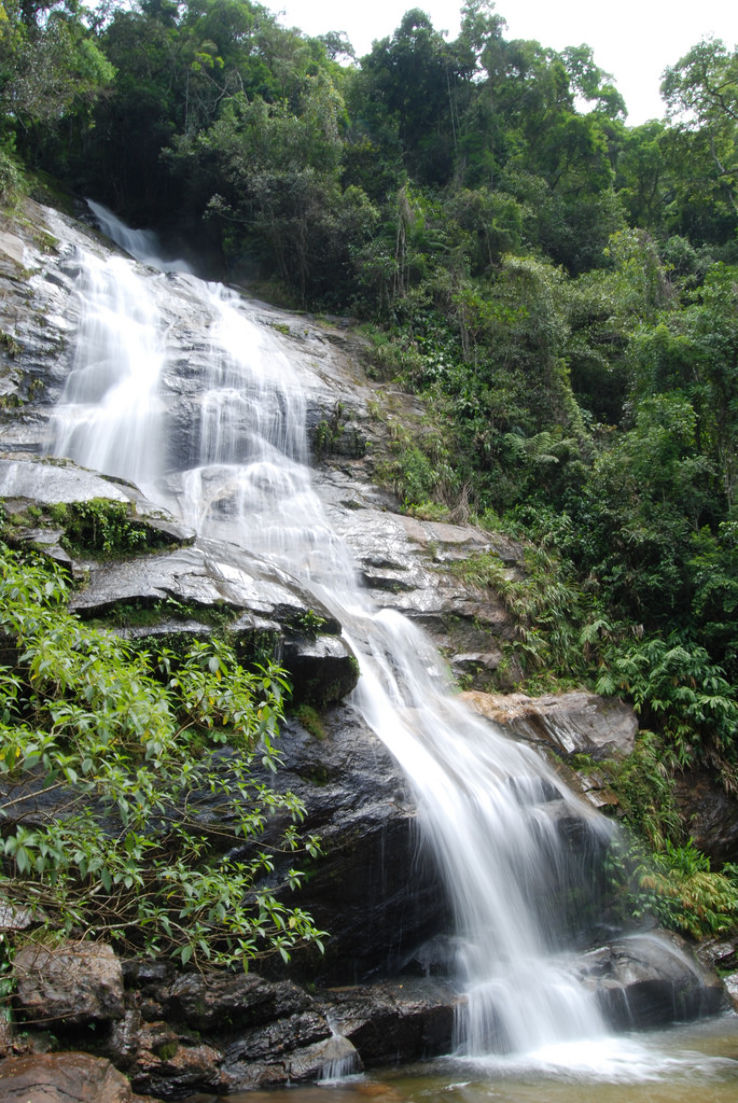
[[47, 203, 617, 1060]]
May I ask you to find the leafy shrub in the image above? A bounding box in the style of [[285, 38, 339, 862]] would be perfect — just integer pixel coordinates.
[[609, 835, 738, 940], [607, 730, 682, 848], [597, 637, 738, 769], [47, 499, 173, 556], [0, 150, 22, 206], [0, 545, 324, 969]]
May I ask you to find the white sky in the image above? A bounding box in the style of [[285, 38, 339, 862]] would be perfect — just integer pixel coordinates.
[[268, 1, 737, 125]]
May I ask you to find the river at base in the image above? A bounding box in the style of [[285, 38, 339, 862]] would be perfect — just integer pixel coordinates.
[[183, 1013, 738, 1103]]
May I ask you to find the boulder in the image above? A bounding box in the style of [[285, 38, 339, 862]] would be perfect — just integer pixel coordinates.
[[462, 690, 638, 760], [0, 1052, 152, 1103], [282, 632, 359, 706], [104, 1007, 224, 1098], [126, 1030, 223, 1099], [222, 1009, 332, 1065], [223, 1033, 361, 1091], [577, 932, 725, 1028], [321, 978, 459, 1066], [697, 934, 738, 974], [105, 969, 360, 1095], [14, 941, 125, 1026]]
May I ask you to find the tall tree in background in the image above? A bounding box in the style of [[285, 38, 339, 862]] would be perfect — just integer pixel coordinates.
[[661, 38, 738, 247], [0, 0, 113, 157]]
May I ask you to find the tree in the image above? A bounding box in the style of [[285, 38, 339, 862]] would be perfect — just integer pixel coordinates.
[[661, 39, 738, 245], [355, 9, 460, 185], [0, 0, 113, 153]]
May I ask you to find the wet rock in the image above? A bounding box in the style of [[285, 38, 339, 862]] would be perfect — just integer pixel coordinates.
[[0, 456, 196, 571], [0, 1052, 153, 1102], [160, 972, 312, 1032], [14, 940, 125, 1026], [223, 1033, 360, 1091], [104, 1005, 225, 1098], [321, 978, 460, 1066], [578, 932, 725, 1028], [267, 703, 451, 983], [0, 229, 26, 267], [105, 971, 358, 1095], [724, 972, 738, 1011], [323, 494, 516, 641], [127, 1029, 223, 1099], [67, 539, 299, 619], [222, 1009, 331, 1064], [398, 934, 465, 978], [697, 934, 738, 974], [283, 633, 359, 705], [462, 690, 637, 760]]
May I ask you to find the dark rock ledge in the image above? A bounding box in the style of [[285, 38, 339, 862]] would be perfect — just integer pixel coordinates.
[[0, 455, 359, 707]]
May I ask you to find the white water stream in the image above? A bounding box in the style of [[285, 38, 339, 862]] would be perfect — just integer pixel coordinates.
[[49, 204, 630, 1064]]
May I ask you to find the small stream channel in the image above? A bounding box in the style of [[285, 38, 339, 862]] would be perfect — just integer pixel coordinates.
[[183, 1014, 738, 1103]]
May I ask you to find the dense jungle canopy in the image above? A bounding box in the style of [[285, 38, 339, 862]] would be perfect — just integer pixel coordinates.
[[2, 0, 738, 942]]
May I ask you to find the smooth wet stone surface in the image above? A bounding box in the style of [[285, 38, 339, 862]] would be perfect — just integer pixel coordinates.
[[578, 932, 725, 1029]]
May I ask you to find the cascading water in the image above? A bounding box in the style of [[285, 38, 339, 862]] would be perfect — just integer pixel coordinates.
[[49, 250, 167, 495], [48, 204, 622, 1063]]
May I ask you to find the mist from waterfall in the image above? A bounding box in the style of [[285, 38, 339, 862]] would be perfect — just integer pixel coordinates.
[[46, 203, 620, 1062]]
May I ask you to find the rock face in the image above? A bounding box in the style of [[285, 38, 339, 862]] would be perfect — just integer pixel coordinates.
[[322, 979, 459, 1066], [6, 962, 456, 1096], [672, 768, 738, 865], [6, 941, 723, 1098], [0, 455, 359, 707], [462, 689, 638, 761], [316, 468, 522, 685], [268, 704, 451, 983], [724, 972, 738, 1012], [1, 200, 522, 696]]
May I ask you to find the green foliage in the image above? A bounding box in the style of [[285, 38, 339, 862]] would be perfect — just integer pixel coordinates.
[[291, 609, 328, 638], [448, 542, 590, 687], [0, 545, 325, 968], [661, 39, 738, 244], [46, 499, 173, 556], [609, 834, 738, 940], [606, 731, 682, 848], [0, 149, 23, 206], [597, 638, 738, 768], [0, 0, 114, 167]]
